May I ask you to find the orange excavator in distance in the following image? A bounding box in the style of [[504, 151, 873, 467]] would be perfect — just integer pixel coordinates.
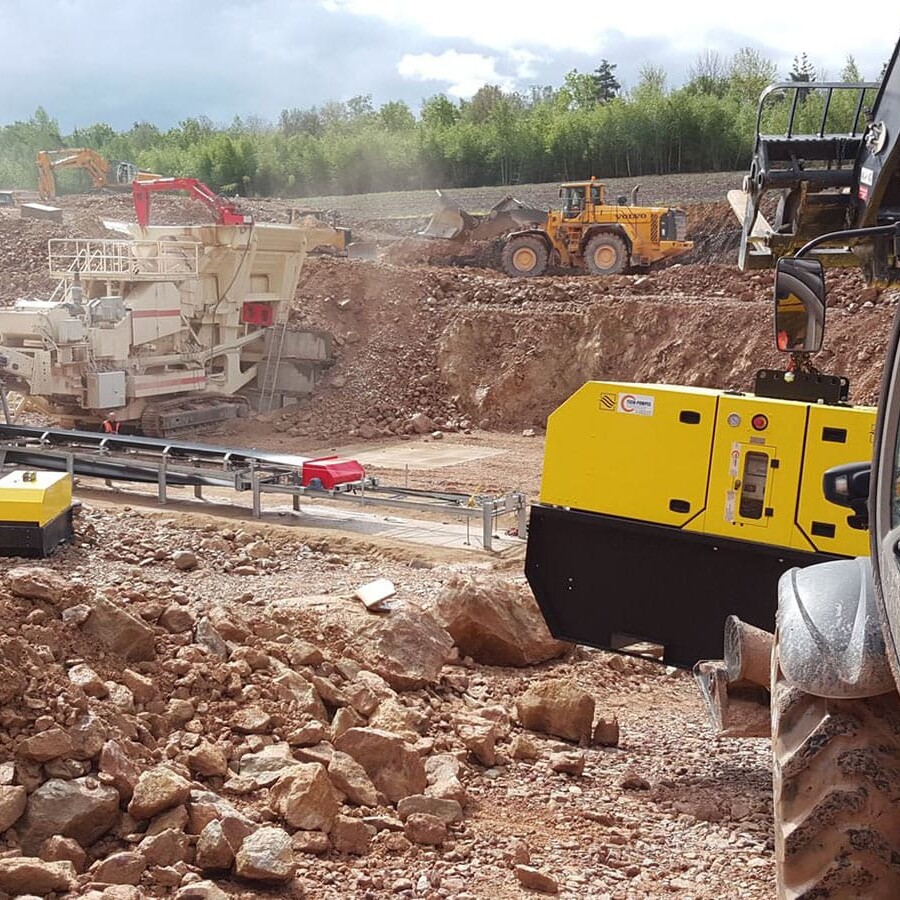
[[36, 148, 161, 201]]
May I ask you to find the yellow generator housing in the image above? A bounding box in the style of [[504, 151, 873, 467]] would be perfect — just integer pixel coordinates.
[[0, 470, 74, 557], [526, 382, 875, 667]]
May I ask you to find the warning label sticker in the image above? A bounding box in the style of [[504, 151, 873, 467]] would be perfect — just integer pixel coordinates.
[[617, 393, 655, 416], [599, 393, 617, 411], [729, 442, 740, 478], [725, 490, 736, 523]]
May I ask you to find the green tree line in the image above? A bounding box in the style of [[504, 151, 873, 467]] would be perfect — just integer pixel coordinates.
[[0, 50, 875, 198]]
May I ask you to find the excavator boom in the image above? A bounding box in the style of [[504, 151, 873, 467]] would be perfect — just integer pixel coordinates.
[[132, 178, 252, 227]]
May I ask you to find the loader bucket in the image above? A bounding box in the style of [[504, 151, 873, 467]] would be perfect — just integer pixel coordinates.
[[418, 190, 478, 239], [347, 241, 379, 261], [469, 196, 547, 241]]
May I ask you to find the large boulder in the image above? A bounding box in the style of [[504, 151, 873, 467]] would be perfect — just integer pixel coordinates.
[[0, 785, 26, 831], [0, 857, 76, 893], [186, 790, 255, 835], [7, 566, 68, 603], [269, 763, 339, 832], [516, 680, 595, 743], [431, 574, 570, 666], [327, 751, 379, 807], [195, 820, 235, 870], [18, 728, 74, 762], [79, 594, 156, 661], [334, 728, 426, 803], [279, 595, 453, 690], [239, 742, 299, 786], [19, 777, 119, 854], [233, 826, 295, 883], [128, 767, 192, 819]]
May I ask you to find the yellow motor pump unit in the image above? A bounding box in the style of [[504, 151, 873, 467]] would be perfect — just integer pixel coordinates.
[[525, 381, 875, 668], [0, 470, 74, 557]]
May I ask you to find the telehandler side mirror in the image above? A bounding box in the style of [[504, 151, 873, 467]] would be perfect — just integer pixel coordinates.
[[824, 461, 870, 530], [773, 257, 826, 353]]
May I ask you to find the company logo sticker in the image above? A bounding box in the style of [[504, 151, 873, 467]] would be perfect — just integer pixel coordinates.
[[617, 393, 655, 416], [599, 393, 617, 411]]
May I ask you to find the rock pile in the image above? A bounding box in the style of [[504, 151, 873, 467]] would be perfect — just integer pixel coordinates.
[[0, 504, 663, 897]]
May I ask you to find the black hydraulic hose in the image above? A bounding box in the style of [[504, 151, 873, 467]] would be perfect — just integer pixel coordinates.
[[795, 222, 900, 258]]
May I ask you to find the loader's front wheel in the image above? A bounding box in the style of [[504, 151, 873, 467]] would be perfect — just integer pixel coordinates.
[[584, 233, 628, 275], [772, 637, 900, 899], [501, 235, 549, 277]]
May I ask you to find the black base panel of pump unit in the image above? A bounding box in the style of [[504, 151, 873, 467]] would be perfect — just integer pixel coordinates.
[[0, 509, 74, 558], [525, 504, 842, 669]]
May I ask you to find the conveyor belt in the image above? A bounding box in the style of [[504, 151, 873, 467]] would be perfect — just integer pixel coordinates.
[[0, 424, 304, 486], [0, 424, 527, 551], [0, 424, 310, 468]]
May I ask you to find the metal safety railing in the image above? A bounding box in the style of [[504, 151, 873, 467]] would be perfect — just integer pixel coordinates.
[[47, 239, 200, 281]]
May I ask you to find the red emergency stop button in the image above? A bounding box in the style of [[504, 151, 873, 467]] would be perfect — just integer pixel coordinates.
[[751, 414, 769, 431]]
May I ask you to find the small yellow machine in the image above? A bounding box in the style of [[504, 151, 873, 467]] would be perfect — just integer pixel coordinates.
[[0, 470, 74, 557], [526, 380, 875, 667]]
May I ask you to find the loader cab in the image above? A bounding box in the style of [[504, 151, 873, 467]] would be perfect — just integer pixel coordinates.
[[559, 180, 604, 218], [560, 185, 586, 218]]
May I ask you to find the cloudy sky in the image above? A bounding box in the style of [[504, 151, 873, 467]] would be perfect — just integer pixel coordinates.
[[2, 0, 898, 131]]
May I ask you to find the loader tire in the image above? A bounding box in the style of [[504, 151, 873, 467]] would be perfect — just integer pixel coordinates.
[[584, 233, 628, 275], [501, 235, 549, 277], [772, 640, 900, 899]]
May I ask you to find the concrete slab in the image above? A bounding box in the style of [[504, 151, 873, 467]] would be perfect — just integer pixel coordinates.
[[20, 203, 63, 222], [318, 441, 505, 470]]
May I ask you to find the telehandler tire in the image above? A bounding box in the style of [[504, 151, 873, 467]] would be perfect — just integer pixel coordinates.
[[772, 637, 900, 899], [501, 235, 549, 277], [584, 233, 628, 275]]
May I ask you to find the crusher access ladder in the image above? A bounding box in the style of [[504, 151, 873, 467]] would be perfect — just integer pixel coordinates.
[[0, 425, 526, 551]]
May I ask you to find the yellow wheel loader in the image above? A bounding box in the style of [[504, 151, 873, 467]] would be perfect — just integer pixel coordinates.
[[420, 179, 693, 276]]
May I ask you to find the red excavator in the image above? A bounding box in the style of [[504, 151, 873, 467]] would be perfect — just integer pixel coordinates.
[[132, 178, 252, 228]]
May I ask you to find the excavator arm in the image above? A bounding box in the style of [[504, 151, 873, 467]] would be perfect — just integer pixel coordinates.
[[36, 149, 110, 200], [132, 178, 252, 228], [735, 35, 900, 283]]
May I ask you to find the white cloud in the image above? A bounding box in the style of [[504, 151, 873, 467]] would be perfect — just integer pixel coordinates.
[[507, 48, 543, 80], [397, 50, 517, 96], [320, 0, 899, 72]]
